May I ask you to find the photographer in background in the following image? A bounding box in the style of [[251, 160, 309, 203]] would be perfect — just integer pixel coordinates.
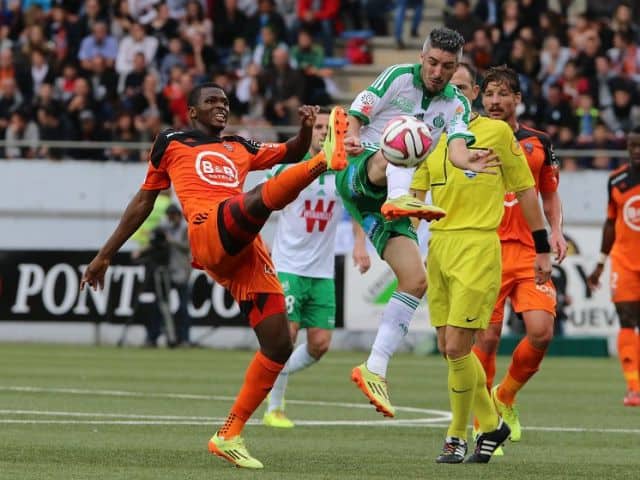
[[160, 203, 193, 347]]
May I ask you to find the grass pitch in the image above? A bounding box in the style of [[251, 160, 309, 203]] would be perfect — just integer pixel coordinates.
[[0, 343, 638, 479]]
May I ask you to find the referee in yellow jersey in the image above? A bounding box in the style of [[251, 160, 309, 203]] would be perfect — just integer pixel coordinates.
[[411, 63, 552, 464]]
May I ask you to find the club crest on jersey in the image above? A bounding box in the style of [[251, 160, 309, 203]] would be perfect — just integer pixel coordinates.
[[432, 113, 445, 129], [524, 142, 534, 154], [195, 151, 239, 187], [623, 194, 640, 231]]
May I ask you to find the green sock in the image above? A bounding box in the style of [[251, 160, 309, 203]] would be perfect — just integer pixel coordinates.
[[447, 353, 477, 440]]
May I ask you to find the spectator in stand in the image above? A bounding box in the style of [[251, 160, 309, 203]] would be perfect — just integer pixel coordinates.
[[130, 72, 171, 124], [148, 3, 180, 62], [252, 24, 288, 70], [518, 0, 547, 31], [22, 48, 55, 102], [86, 55, 119, 106], [0, 48, 15, 86], [0, 77, 24, 137], [17, 24, 53, 66], [35, 105, 66, 160], [610, 2, 639, 41], [213, 0, 249, 56], [121, 52, 148, 106], [444, 0, 484, 46], [538, 82, 577, 138], [245, 0, 288, 48], [577, 121, 624, 169], [180, 0, 213, 46], [65, 76, 97, 127], [68, 109, 110, 161], [607, 29, 640, 83], [134, 105, 166, 143], [75, 0, 109, 48], [506, 37, 540, 83], [31, 82, 63, 118], [295, 0, 339, 56], [594, 55, 614, 109], [549, 0, 587, 26], [575, 92, 600, 142], [186, 30, 218, 81], [160, 37, 187, 85], [77, 21, 118, 71], [290, 28, 332, 105], [115, 21, 158, 79], [260, 46, 304, 133], [473, 0, 501, 26], [45, 5, 73, 68], [393, 0, 423, 49], [601, 79, 640, 138], [557, 60, 591, 107], [574, 27, 602, 80], [111, 0, 135, 40], [469, 27, 494, 74], [108, 111, 143, 162], [492, 0, 522, 64], [225, 36, 253, 77], [538, 35, 572, 94], [5, 108, 39, 159], [538, 10, 568, 45]]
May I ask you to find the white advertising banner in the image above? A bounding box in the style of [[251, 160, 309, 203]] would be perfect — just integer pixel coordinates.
[[342, 223, 619, 338]]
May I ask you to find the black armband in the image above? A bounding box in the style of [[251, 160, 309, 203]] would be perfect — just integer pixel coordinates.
[[532, 229, 551, 253]]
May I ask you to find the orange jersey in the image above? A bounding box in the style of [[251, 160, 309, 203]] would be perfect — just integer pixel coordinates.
[[498, 125, 559, 247], [607, 164, 640, 271], [141, 128, 288, 222]]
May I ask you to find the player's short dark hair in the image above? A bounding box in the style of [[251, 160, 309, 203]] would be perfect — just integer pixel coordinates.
[[422, 27, 465, 60], [481, 65, 521, 94], [457, 62, 477, 84], [187, 82, 224, 107]]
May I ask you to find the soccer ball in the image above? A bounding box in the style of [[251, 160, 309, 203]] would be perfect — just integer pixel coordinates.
[[380, 116, 433, 167]]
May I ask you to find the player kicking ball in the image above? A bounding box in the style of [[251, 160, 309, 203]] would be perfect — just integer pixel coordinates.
[[81, 83, 348, 469]]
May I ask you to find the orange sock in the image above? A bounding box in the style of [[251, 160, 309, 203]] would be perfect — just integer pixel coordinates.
[[498, 336, 546, 406], [261, 152, 326, 210], [472, 345, 497, 390], [218, 351, 285, 439], [637, 330, 640, 381], [617, 328, 640, 392]]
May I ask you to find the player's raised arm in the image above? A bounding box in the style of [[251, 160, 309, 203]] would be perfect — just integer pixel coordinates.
[[280, 105, 317, 164], [81, 188, 160, 291]]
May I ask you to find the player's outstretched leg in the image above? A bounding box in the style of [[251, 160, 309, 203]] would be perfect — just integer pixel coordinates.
[[322, 106, 348, 170], [351, 362, 395, 417]]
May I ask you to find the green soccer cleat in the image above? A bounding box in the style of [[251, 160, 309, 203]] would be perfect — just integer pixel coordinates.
[[351, 363, 395, 417], [208, 433, 264, 469], [263, 409, 295, 428], [381, 194, 447, 221], [492, 385, 522, 442], [472, 426, 504, 456], [322, 106, 348, 170]]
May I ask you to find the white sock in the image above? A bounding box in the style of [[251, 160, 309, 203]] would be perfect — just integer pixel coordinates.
[[366, 291, 420, 377], [268, 343, 317, 412], [386, 163, 417, 199]]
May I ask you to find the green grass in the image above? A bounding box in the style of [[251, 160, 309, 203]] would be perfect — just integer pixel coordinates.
[[0, 344, 638, 479]]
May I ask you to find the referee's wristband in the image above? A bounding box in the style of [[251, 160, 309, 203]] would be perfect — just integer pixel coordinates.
[[532, 229, 551, 253]]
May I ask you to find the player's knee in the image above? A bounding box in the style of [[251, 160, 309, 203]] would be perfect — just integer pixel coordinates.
[[308, 341, 329, 359], [476, 328, 500, 354], [398, 274, 426, 298], [528, 326, 554, 349]]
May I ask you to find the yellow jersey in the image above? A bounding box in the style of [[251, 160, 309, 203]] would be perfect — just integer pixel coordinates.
[[411, 115, 534, 232]]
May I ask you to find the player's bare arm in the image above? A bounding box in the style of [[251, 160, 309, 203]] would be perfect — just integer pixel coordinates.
[[541, 190, 567, 263], [280, 105, 318, 164], [352, 220, 371, 274], [515, 187, 552, 284], [345, 114, 364, 155], [447, 139, 501, 174], [587, 218, 616, 291], [80, 188, 160, 291]]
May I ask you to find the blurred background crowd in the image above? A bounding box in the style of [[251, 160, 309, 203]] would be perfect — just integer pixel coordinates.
[[0, 0, 638, 170]]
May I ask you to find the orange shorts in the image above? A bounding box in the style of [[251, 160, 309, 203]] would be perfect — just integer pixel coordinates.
[[188, 202, 283, 302], [490, 241, 556, 324], [611, 257, 640, 303]]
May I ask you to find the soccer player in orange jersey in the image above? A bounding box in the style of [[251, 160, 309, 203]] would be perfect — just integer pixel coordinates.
[[588, 126, 640, 407], [472, 66, 568, 442], [80, 83, 348, 469]]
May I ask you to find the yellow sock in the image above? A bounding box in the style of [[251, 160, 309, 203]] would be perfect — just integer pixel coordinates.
[[447, 353, 476, 440], [471, 351, 499, 432]]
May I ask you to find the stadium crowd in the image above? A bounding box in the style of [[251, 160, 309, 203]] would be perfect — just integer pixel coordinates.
[[0, 0, 638, 169]]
